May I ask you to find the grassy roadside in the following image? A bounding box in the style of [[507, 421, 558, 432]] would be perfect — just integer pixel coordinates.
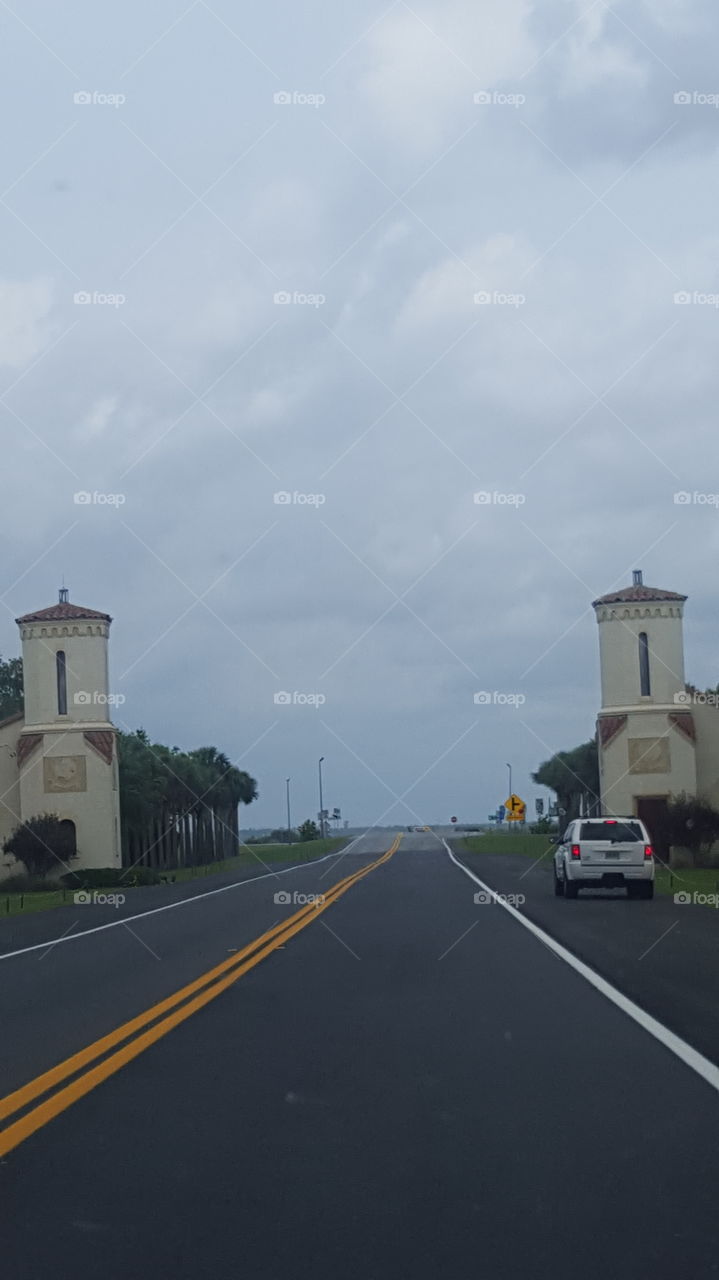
[[461, 833, 719, 902], [461, 833, 551, 859], [654, 866, 719, 899], [164, 838, 345, 884], [0, 838, 346, 919]]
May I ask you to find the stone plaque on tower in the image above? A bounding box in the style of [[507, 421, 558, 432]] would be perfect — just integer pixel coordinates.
[[43, 755, 87, 793]]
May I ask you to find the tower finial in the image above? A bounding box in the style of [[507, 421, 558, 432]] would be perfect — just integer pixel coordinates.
[[59, 585, 69, 604], [632, 569, 643, 587]]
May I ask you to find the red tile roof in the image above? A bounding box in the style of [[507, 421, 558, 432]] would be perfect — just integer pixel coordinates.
[[592, 585, 686, 607], [16, 602, 112, 624]]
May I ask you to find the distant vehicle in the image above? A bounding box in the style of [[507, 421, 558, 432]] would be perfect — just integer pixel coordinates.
[[552, 817, 654, 899]]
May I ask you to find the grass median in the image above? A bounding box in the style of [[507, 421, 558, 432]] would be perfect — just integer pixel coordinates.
[[0, 838, 347, 919], [462, 833, 552, 859]]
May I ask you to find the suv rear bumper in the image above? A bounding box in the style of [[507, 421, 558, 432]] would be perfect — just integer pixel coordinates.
[[565, 864, 654, 885]]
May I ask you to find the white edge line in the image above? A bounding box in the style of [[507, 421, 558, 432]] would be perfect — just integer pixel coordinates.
[[0, 840, 366, 963], [443, 839, 719, 1096]]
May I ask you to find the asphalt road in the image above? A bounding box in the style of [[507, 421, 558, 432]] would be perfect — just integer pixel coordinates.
[[455, 837, 719, 1066], [2, 830, 719, 1279]]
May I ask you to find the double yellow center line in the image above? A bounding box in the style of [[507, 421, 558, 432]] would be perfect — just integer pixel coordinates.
[[0, 836, 400, 1159]]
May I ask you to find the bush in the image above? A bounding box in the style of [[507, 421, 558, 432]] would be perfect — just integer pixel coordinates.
[[0, 873, 62, 893], [60, 866, 162, 889], [3, 814, 78, 879], [665, 793, 719, 866], [120, 867, 163, 887]]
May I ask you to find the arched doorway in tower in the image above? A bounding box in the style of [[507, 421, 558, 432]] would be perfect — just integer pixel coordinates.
[[58, 819, 77, 862]]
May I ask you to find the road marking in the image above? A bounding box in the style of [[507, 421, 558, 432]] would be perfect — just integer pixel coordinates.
[[444, 840, 719, 1096], [0, 838, 370, 963], [0, 840, 397, 1126], [0, 837, 399, 1158]]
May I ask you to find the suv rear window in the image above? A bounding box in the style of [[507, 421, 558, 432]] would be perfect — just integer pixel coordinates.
[[579, 821, 643, 841]]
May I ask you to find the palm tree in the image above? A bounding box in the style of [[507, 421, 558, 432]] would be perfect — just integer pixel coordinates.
[[117, 730, 168, 867], [188, 748, 258, 861], [118, 732, 258, 871]]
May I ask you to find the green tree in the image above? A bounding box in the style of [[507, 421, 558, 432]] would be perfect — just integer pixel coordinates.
[[530, 817, 554, 835], [189, 746, 258, 861], [298, 819, 320, 842], [270, 827, 297, 844], [3, 814, 77, 878], [117, 731, 258, 871], [532, 738, 599, 822], [117, 730, 169, 868], [0, 654, 23, 719]]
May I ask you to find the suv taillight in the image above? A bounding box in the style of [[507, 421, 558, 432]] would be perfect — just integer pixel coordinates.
[[571, 844, 581, 859], [644, 845, 653, 859]]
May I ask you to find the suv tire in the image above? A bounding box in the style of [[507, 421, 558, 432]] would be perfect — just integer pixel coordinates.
[[563, 874, 578, 899]]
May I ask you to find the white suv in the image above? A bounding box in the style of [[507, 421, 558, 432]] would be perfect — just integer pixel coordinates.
[[553, 817, 655, 899]]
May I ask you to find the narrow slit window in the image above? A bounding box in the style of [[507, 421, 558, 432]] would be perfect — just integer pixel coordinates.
[[638, 632, 651, 697], [56, 650, 67, 715]]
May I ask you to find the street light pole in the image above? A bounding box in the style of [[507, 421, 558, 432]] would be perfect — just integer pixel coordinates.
[[506, 763, 512, 829], [318, 756, 325, 839], [286, 777, 292, 846]]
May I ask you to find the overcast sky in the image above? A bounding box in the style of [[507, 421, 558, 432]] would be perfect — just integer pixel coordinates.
[[1, 0, 718, 829]]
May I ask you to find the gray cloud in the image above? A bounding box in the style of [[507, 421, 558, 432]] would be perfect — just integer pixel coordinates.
[[2, 0, 718, 827]]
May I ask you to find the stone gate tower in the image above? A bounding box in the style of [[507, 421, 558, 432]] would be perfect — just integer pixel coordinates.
[[593, 570, 697, 832], [14, 590, 122, 873]]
